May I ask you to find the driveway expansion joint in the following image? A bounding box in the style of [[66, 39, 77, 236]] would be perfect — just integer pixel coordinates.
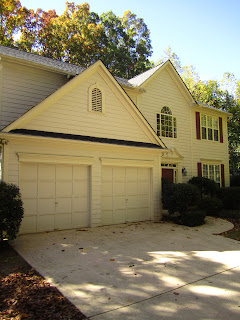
[[88, 264, 240, 318]]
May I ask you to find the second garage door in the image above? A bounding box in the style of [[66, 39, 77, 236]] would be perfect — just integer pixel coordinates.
[[19, 162, 90, 233], [102, 166, 151, 225]]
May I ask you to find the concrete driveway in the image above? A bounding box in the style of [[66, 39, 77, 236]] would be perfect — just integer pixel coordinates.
[[14, 217, 240, 319]]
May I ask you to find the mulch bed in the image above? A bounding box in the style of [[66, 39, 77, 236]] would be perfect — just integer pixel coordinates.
[[219, 218, 240, 241], [0, 242, 88, 320]]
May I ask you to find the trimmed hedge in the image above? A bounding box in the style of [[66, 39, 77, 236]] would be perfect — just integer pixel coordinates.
[[0, 181, 24, 242], [180, 210, 206, 227], [162, 182, 201, 215], [199, 196, 223, 216], [230, 174, 240, 187], [188, 176, 219, 198], [217, 187, 240, 210]]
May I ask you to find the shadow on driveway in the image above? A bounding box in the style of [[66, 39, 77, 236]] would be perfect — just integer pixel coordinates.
[[14, 217, 240, 319]]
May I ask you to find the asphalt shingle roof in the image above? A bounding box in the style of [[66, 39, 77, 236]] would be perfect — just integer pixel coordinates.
[[128, 64, 163, 86], [0, 45, 161, 88], [0, 45, 85, 75]]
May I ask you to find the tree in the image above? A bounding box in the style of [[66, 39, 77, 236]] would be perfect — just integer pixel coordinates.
[[121, 10, 153, 78], [0, 0, 25, 46]]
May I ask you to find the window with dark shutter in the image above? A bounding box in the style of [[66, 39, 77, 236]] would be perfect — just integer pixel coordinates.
[[221, 164, 225, 187], [219, 117, 223, 143], [196, 112, 201, 140]]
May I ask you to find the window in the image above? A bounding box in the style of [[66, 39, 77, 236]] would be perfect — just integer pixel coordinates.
[[91, 88, 102, 112], [157, 106, 177, 138], [202, 163, 221, 184], [201, 114, 219, 141]]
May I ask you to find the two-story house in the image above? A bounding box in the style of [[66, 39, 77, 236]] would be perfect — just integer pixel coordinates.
[[0, 45, 231, 234]]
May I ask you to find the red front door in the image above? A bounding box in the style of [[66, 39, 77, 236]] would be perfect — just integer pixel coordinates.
[[162, 168, 174, 183]]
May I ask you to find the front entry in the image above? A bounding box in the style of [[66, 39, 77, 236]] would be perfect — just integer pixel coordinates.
[[162, 168, 174, 183]]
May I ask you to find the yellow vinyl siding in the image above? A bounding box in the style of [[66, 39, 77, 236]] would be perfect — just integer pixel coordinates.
[[191, 107, 230, 186], [126, 65, 230, 186], [134, 67, 193, 182], [22, 71, 153, 143], [1, 61, 68, 129]]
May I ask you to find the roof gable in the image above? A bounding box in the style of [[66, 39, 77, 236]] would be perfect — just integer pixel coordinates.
[[130, 60, 196, 104], [3, 60, 165, 148]]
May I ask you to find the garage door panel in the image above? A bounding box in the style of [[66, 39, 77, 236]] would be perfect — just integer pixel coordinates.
[[72, 212, 88, 228], [38, 164, 55, 179], [126, 208, 139, 222], [38, 199, 55, 215], [126, 167, 138, 180], [20, 162, 90, 233], [102, 166, 151, 225], [56, 181, 72, 197], [55, 213, 71, 230], [138, 168, 149, 180], [113, 167, 125, 181], [38, 181, 55, 197], [56, 198, 72, 214], [56, 165, 72, 179], [138, 195, 150, 208], [114, 181, 125, 195], [38, 215, 55, 231], [102, 182, 112, 196], [113, 209, 125, 224], [102, 167, 112, 181], [20, 181, 37, 198], [72, 197, 88, 213], [20, 163, 37, 180], [127, 181, 138, 195], [138, 181, 149, 194], [127, 195, 138, 208], [74, 165, 89, 180], [23, 199, 37, 216], [19, 216, 37, 234], [114, 196, 126, 210]]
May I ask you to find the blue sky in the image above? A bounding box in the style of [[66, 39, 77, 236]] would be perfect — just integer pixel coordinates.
[[19, 0, 240, 81]]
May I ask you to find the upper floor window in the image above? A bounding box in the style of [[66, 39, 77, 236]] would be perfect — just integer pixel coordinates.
[[91, 87, 102, 112], [201, 114, 219, 141], [157, 106, 177, 138]]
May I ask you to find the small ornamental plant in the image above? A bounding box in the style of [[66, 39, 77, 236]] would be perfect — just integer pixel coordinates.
[[0, 181, 24, 243]]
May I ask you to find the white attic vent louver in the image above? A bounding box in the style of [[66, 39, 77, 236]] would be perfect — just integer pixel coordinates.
[[92, 88, 102, 112]]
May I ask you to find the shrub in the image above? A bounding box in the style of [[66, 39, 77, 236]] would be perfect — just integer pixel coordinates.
[[162, 183, 201, 215], [217, 187, 240, 210], [199, 196, 223, 216], [180, 210, 206, 227], [219, 209, 240, 219], [230, 174, 240, 187], [0, 181, 24, 242], [188, 176, 219, 198]]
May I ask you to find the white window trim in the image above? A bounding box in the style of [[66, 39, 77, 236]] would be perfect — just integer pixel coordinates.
[[200, 114, 219, 142], [202, 162, 221, 184], [88, 83, 105, 114], [156, 107, 177, 139]]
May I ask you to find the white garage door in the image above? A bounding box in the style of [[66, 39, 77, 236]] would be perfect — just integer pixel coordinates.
[[102, 166, 151, 225], [19, 162, 90, 233]]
